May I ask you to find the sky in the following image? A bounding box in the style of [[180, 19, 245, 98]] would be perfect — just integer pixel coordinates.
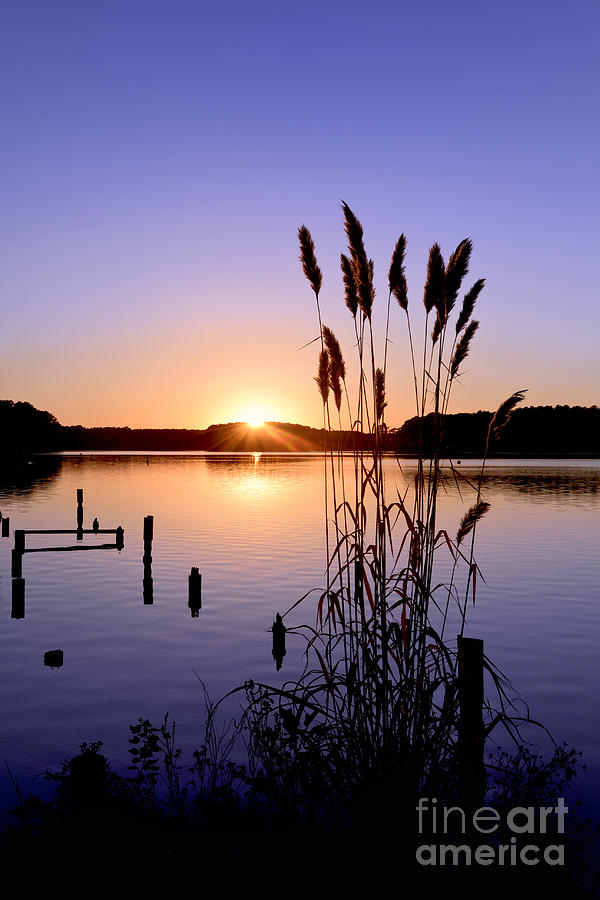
[[1, 0, 599, 430]]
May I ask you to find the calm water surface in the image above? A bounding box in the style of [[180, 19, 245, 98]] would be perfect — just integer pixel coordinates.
[[0, 454, 598, 819]]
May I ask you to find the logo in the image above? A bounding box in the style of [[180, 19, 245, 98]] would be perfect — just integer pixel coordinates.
[[415, 797, 567, 866]]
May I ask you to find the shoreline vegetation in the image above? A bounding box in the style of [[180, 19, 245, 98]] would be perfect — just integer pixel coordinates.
[[1, 399, 600, 459]]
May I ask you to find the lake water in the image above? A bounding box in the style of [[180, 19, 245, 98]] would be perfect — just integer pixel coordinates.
[[0, 453, 599, 822]]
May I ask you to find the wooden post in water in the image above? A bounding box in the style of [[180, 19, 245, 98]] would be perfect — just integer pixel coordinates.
[[143, 515, 154, 563], [143, 519, 154, 605], [44, 649, 64, 667], [1, 517, 9, 537], [11, 578, 25, 619], [116, 526, 124, 550], [457, 635, 485, 811], [76, 489, 84, 539], [272, 613, 286, 670], [188, 567, 202, 616], [14, 530, 25, 553]]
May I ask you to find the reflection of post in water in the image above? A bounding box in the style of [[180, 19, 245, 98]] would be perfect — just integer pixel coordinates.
[[12, 529, 26, 617], [272, 612, 286, 670], [77, 489, 84, 540], [188, 567, 202, 617], [143, 516, 154, 604], [12, 548, 23, 578], [12, 530, 24, 578], [143, 558, 154, 605], [11, 578, 25, 619]]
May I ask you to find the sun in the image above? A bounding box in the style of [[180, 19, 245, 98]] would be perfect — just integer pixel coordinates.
[[242, 405, 270, 428], [247, 415, 265, 428]]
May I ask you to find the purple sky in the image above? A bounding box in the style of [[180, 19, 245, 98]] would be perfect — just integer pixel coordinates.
[[1, 0, 598, 428]]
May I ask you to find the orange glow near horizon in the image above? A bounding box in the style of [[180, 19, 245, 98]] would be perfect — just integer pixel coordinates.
[[240, 405, 274, 430]]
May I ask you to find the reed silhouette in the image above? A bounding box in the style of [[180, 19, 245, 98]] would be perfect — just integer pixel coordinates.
[[237, 204, 534, 839]]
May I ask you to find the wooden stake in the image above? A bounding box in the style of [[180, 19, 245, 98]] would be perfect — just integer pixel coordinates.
[[76, 489, 84, 539], [143, 515, 154, 564], [143, 515, 154, 542], [14, 530, 25, 553], [188, 567, 202, 615], [44, 649, 63, 667], [272, 612, 286, 670]]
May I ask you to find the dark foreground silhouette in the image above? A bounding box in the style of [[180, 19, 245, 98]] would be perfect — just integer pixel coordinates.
[[1, 739, 598, 894]]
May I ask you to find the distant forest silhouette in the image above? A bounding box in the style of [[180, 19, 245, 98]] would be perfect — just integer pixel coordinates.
[[1, 399, 599, 459]]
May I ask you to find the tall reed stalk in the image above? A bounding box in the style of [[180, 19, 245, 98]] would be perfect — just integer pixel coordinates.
[[244, 205, 527, 827]]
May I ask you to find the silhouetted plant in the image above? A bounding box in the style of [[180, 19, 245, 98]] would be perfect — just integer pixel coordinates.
[[486, 744, 599, 887], [239, 204, 532, 827], [488, 742, 583, 808], [128, 716, 183, 810]]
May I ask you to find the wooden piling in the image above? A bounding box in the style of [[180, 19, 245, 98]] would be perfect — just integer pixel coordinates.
[[143, 515, 154, 543], [77, 489, 84, 532], [457, 635, 485, 811], [143, 515, 154, 564], [11, 578, 25, 619], [116, 526, 124, 550], [14, 530, 25, 553], [188, 567, 202, 614], [1, 517, 9, 537], [272, 612, 286, 670], [44, 649, 63, 667]]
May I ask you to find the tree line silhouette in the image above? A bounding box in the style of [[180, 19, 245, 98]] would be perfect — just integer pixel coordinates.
[[1, 399, 599, 459]]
